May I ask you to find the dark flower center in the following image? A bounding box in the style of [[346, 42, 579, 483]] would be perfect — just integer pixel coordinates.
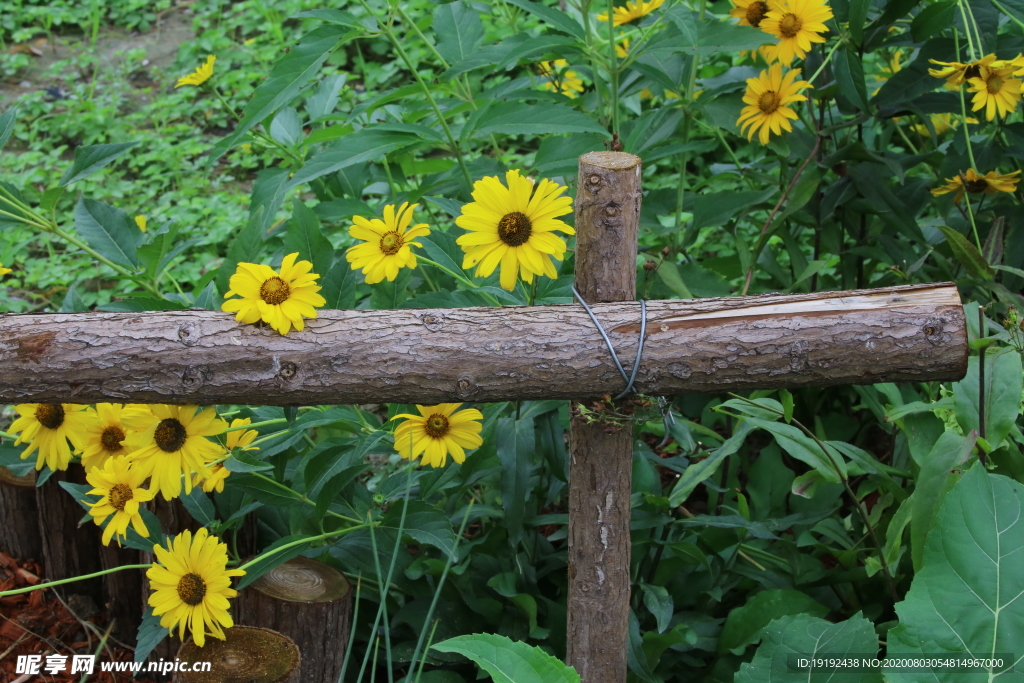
[[260, 277, 291, 305], [964, 64, 981, 80], [35, 404, 65, 430], [758, 91, 781, 114], [154, 418, 187, 452], [779, 13, 802, 38], [101, 426, 126, 453], [109, 483, 133, 511], [965, 178, 989, 193], [379, 231, 404, 256], [176, 573, 207, 606], [424, 414, 450, 438], [497, 212, 532, 247], [986, 75, 1004, 94], [745, 1, 768, 26]]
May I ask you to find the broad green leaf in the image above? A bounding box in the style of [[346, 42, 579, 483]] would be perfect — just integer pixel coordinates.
[[953, 347, 1023, 449], [319, 260, 356, 310], [208, 25, 346, 163], [744, 417, 846, 483], [640, 584, 674, 633], [667, 8, 768, 55], [502, 0, 585, 37], [179, 487, 218, 526], [433, 633, 580, 683], [384, 500, 458, 558], [433, 1, 485, 64], [230, 473, 301, 508], [423, 195, 465, 219], [909, 430, 976, 571], [0, 105, 17, 151], [936, 225, 994, 279], [835, 48, 870, 111], [887, 464, 1024, 679], [248, 166, 290, 234], [668, 421, 755, 506], [497, 416, 535, 549], [59, 285, 88, 313], [236, 535, 313, 589], [735, 613, 881, 682], [994, 0, 1024, 26], [217, 207, 266, 293], [224, 451, 274, 473], [847, 0, 870, 45], [718, 589, 829, 655], [269, 107, 302, 146], [134, 608, 168, 663], [465, 101, 608, 140], [283, 199, 334, 278], [628, 609, 659, 683], [911, 0, 957, 41], [305, 73, 347, 121], [848, 164, 926, 242], [656, 261, 693, 299], [286, 128, 415, 189], [59, 142, 139, 186], [691, 189, 776, 231], [295, 8, 377, 31], [73, 197, 140, 269]]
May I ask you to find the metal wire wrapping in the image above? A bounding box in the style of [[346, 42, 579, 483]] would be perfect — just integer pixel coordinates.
[[570, 285, 648, 400]]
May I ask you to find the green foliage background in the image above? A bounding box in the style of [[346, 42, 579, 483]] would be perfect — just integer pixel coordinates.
[[2, 0, 1024, 680]]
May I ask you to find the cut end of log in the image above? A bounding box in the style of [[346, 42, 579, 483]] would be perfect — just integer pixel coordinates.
[[0, 466, 36, 487], [579, 150, 641, 170], [174, 626, 300, 683], [249, 556, 350, 603]]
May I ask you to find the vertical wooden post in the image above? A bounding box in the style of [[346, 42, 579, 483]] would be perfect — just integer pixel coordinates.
[[568, 151, 642, 682], [0, 468, 42, 562]]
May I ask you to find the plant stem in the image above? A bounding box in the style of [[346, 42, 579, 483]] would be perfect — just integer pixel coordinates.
[[0, 564, 151, 598], [237, 524, 369, 572], [417, 256, 502, 305], [50, 225, 164, 298]]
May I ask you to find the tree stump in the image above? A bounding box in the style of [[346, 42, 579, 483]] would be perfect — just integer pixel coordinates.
[[232, 556, 352, 682], [174, 626, 300, 683], [36, 465, 103, 601], [99, 542, 143, 645], [0, 467, 41, 562]]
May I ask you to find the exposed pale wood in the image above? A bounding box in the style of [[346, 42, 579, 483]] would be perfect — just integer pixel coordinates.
[[0, 283, 966, 405], [567, 151, 642, 683], [233, 557, 351, 683]]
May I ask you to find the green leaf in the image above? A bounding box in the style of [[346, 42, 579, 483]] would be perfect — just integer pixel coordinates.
[[59, 142, 139, 186], [179, 487, 218, 526], [433, 633, 580, 683], [847, 0, 870, 45], [497, 416, 535, 549], [691, 189, 776, 232], [207, 25, 346, 163], [936, 225, 994, 279], [304, 434, 377, 500], [909, 430, 976, 571], [286, 128, 415, 189], [640, 584, 674, 633], [73, 197, 140, 269], [744, 417, 846, 483], [994, 0, 1024, 26], [835, 48, 870, 111], [248, 166, 291, 234], [423, 196, 465, 219], [464, 101, 608, 141], [134, 608, 168, 663], [736, 613, 881, 682], [59, 284, 88, 313], [911, 0, 957, 41], [954, 347, 1023, 450], [217, 207, 266, 293], [887, 464, 1024, 678], [502, 0, 585, 37], [656, 261, 693, 299], [319, 260, 356, 310], [0, 105, 19, 152], [230, 473, 301, 508], [384, 500, 458, 558], [433, 1, 485, 64], [718, 589, 830, 655], [667, 8, 768, 55], [225, 451, 274, 473], [236, 535, 313, 589], [283, 199, 334, 278], [668, 421, 755, 506]]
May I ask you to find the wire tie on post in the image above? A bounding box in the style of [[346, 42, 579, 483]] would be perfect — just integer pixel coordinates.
[[571, 285, 648, 400]]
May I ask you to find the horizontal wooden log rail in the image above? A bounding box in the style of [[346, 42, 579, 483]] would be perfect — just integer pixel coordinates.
[[0, 283, 966, 405]]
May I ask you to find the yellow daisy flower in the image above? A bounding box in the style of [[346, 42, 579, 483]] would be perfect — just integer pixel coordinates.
[[85, 454, 156, 546], [123, 405, 227, 500], [598, 0, 665, 25], [731, 0, 770, 28], [538, 60, 585, 98], [455, 170, 575, 291], [967, 63, 1022, 121], [81, 403, 138, 472], [8, 403, 90, 471], [928, 54, 1003, 88], [135, 215, 147, 233], [147, 528, 245, 647], [392, 403, 484, 468], [909, 113, 976, 137], [345, 203, 430, 284], [222, 253, 327, 336], [737, 63, 812, 144], [760, 0, 833, 66], [0, 262, 11, 276], [175, 55, 216, 88], [197, 418, 259, 494], [930, 168, 1021, 203]]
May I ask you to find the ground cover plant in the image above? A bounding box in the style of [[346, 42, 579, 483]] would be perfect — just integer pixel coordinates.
[[2, 0, 1024, 680]]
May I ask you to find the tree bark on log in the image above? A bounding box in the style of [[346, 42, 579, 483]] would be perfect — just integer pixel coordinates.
[[232, 556, 351, 683], [0, 284, 966, 405], [567, 151, 642, 682], [99, 542, 143, 645], [0, 469, 42, 562], [35, 465, 103, 601]]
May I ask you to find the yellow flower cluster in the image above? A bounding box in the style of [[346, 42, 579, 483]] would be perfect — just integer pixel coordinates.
[[929, 53, 1024, 121], [730, 0, 833, 66]]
